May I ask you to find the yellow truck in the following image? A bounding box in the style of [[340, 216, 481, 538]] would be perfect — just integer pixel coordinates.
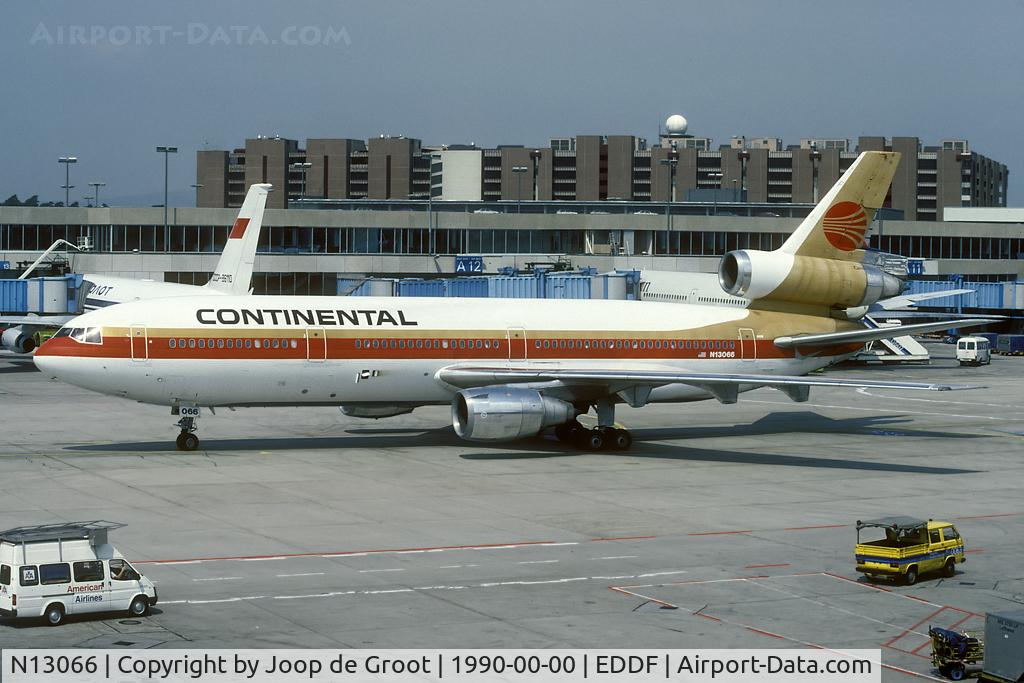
[[855, 516, 965, 585]]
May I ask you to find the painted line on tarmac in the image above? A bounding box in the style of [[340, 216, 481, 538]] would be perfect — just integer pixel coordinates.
[[856, 387, 1024, 410], [192, 576, 244, 582], [276, 573, 325, 578], [609, 583, 946, 682], [745, 563, 790, 569], [593, 555, 638, 560], [518, 560, 559, 565], [158, 570, 686, 607]]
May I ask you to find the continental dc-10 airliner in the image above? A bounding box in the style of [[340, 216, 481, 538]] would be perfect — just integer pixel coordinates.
[[35, 152, 986, 451]]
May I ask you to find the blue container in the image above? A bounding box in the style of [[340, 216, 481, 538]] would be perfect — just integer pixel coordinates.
[[488, 276, 538, 299], [545, 274, 591, 299], [446, 277, 489, 298], [997, 334, 1024, 355], [0, 279, 28, 313], [397, 279, 446, 297], [976, 332, 999, 346]]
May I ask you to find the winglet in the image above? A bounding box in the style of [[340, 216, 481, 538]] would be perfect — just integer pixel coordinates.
[[205, 183, 271, 295]]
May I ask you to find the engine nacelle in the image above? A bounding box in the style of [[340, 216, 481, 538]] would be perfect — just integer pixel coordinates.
[[452, 386, 575, 442], [340, 405, 415, 419], [1, 327, 37, 354], [719, 249, 903, 309]]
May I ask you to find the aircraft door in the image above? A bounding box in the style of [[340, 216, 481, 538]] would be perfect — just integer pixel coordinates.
[[306, 328, 327, 361], [130, 325, 148, 361], [507, 327, 527, 361], [739, 328, 756, 360]]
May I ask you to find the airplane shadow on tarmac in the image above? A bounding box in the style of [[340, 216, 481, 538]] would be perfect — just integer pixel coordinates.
[[64, 412, 980, 474]]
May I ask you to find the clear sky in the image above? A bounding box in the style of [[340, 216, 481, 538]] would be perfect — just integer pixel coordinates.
[[2, 0, 1021, 206]]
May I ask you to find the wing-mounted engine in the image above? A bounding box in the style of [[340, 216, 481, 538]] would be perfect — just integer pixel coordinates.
[[2, 327, 37, 353], [453, 386, 576, 442], [719, 249, 905, 309]]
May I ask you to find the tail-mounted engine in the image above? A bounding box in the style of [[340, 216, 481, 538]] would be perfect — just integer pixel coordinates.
[[719, 249, 905, 309]]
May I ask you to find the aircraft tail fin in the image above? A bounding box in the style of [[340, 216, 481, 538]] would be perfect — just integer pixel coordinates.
[[780, 151, 900, 261], [206, 183, 271, 295]]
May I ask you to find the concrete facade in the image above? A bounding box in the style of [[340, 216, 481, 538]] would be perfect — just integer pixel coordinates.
[[244, 137, 297, 209], [305, 138, 365, 199]]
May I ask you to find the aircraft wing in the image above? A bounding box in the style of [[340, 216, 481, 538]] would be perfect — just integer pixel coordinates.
[[437, 365, 974, 406], [874, 289, 974, 310], [0, 315, 75, 329], [774, 318, 992, 348]]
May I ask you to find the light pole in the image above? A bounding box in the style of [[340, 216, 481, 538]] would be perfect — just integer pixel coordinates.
[[731, 178, 738, 202], [809, 144, 821, 203], [708, 172, 723, 216], [512, 165, 528, 214], [58, 156, 77, 206], [190, 183, 203, 207], [737, 149, 750, 202], [290, 162, 311, 203], [658, 143, 679, 232], [420, 153, 441, 254], [88, 182, 106, 207], [156, 146, 178, 236], [530, 149, 541, 200]]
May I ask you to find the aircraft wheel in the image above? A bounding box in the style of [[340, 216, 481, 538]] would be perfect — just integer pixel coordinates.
[[576, 428, 604, 451], [555, 422, 578, 442], [176, 432, 199, 451], [610, 428, 633, 451]]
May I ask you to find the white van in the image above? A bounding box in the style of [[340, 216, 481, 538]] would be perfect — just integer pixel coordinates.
[[0, 521, 157, 626], [956, 336, 992, 366]]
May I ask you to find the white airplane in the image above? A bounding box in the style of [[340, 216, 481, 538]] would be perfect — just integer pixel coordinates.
[[35, 153, 987, 451], [0, 184, 270, 353]]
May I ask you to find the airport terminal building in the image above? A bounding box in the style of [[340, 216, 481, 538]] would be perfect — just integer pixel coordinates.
[[0, 132, 1019, 318]]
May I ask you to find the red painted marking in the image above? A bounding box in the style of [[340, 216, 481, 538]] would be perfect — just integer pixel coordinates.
[[823, 571, 893, 592], [745, 626, 785, 640], [822, 201, 868, 251], [954, 512, 1017, 520], [228, 217, 250, 239], [964, 548, 985, 554], [590, 535, 656, 542], [135, 540, 557, 565], [883, 606, 947, 647], [695, 613, 721, 622], [687, 529, 753, 536], [784, 524, 847, 531], [745, 563, 790, 569], [883, 642, 932, 661], [904, 595, 934, 604]]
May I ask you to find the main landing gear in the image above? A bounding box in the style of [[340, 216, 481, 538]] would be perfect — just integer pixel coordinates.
[[553, 398, 633, 451], [174, 408, 201, 451], [554, 422, 632, 451]]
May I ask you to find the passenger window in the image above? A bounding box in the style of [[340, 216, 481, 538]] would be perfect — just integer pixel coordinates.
[[179, 338, 186, 348], [476, 340, 483, 349], [655, 341, 662, 349], [169, 339, 176, 349], [272, 339, 280, 349], [20, 566, 38, 586], [39, 563, 71, 585], [217, 339, 225, 349], [263, 339, 271, 349], [254, 340, 262, 349], [493, 340, 499, 349], [930, 530, 941, 544], [73, 560, 104, 582], [484, 340, 490, 349], [535, 341, 542, 349], [198, 339, 206, 349], [245, 339, 252, 349], [109, 559, 139, 582], [399, 340, 406, 349], [188, 339, 196, 349], [0, 564, 9, 586], [442, 340, 449, 349], [417, 340, 424, 349], [371, 340, 379, 349], [459, 340, 466, 349], [354, 340, 361, 349], [543, 340, 550, 349]]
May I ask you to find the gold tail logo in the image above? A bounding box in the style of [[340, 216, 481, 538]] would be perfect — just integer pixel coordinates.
[[822, 201, 869, 251]]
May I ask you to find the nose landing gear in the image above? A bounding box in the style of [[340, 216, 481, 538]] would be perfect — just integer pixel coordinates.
[[173, 407, 201, 451]]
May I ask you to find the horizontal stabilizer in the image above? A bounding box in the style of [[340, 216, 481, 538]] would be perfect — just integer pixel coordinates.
[[774, 318, 992, 349], [874, 289, 974, 311]]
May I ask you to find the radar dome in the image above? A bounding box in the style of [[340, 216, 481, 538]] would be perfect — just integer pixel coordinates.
[[665, 114, 688, 135]]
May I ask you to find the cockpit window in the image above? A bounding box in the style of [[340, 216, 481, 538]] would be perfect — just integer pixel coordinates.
[[68, 327, 103, 345], [54, 327, 73, 338]]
